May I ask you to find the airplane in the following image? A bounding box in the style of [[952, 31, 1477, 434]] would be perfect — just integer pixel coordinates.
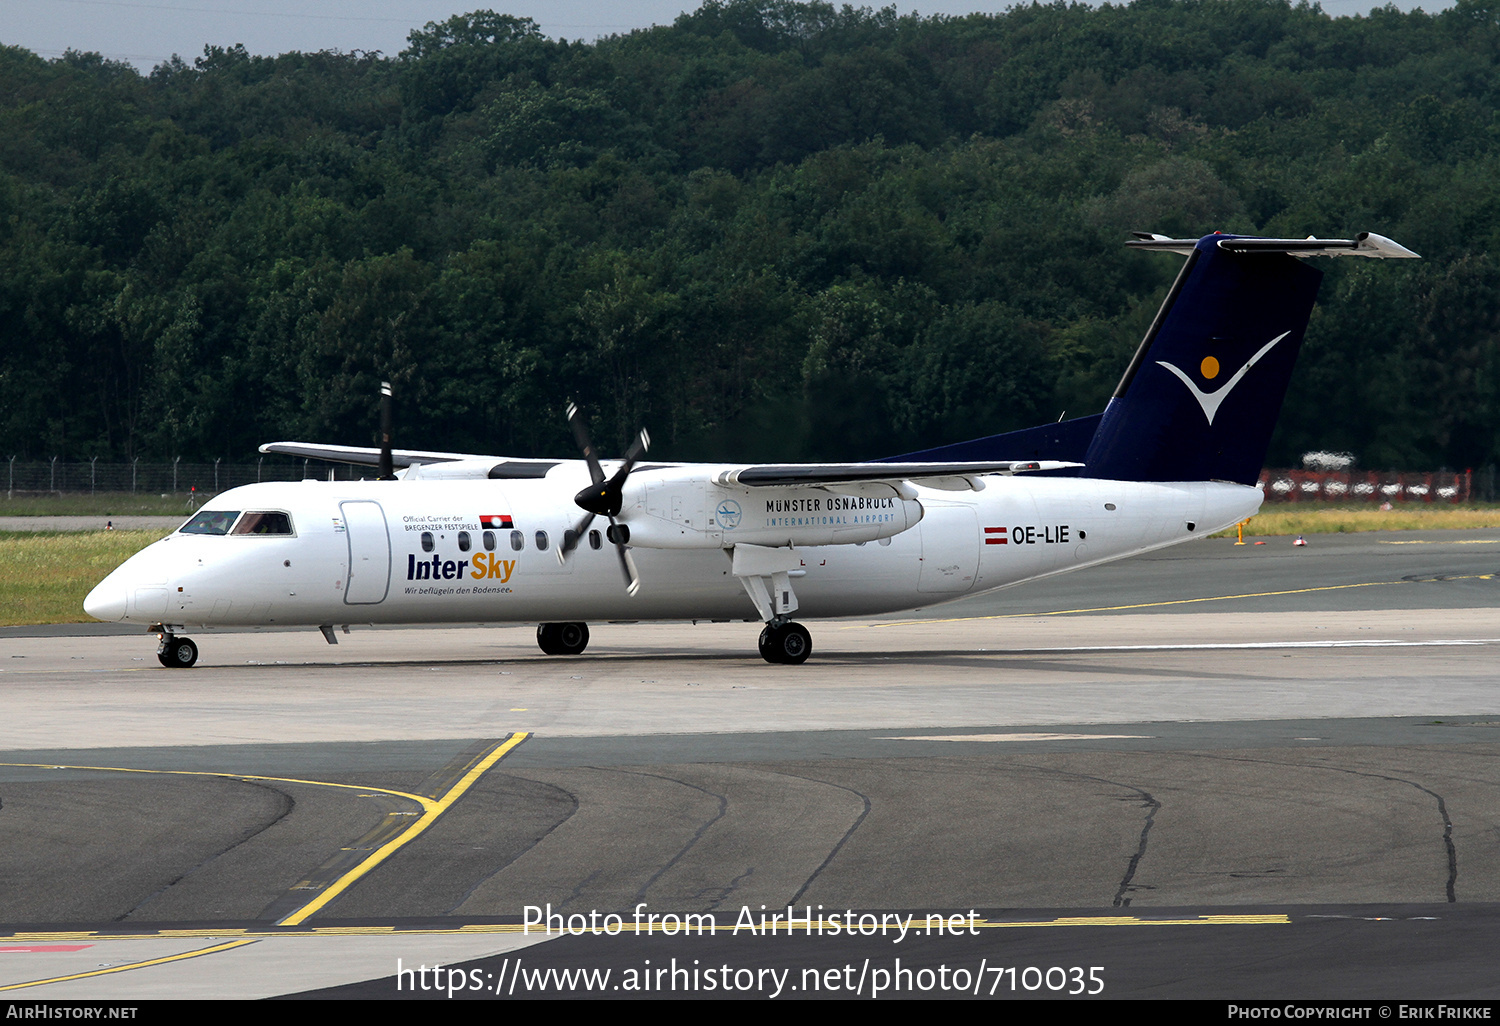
[[84, 230, 1418, 667]]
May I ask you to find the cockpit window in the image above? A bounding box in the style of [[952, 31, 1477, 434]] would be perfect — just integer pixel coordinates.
[[180, 510, 240, 535], [231, 511, 294, 535]]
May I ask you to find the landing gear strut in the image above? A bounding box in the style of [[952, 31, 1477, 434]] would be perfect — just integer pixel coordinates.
[[157, 633, 199, 668], [758, 621, 811, 665], [537, 622, 590, 655]]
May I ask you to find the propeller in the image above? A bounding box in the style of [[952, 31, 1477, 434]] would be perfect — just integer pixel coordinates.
[[377, 381, 395, 481], [557, 402, 649, 595]]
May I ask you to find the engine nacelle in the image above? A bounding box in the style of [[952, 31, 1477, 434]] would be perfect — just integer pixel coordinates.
[[618, 468, 924, 549]]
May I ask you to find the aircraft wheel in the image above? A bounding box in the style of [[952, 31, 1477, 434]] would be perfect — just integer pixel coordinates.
[[759, 622, 811, 665], [536, 624, 559, 654], [537, 622, 589, 656], [555, 622, 589, 655], [159, 636, 198, 668]]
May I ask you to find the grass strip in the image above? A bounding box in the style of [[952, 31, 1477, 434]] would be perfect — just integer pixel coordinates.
[[0, 494, 205, 516], [1222, 505, 1500, 536], [0, 530, 162, 626]]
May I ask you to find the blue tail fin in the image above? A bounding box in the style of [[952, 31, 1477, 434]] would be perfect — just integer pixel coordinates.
[[1084, 234, 1324, 485]]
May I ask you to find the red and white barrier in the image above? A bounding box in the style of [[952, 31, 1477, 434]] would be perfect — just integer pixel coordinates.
[[1257, 469, 1473, 504]]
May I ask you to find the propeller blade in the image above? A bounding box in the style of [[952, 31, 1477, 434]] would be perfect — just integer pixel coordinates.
[[557, 511, 595, 566], [621, 427, 651, 469], [622, 548, 641, 596], [608, 517, 640, 594], [378, 381, 394, 480], [566, 402, 606, 486], [603, 426, 650, 488], [564, 404, 647, 595]]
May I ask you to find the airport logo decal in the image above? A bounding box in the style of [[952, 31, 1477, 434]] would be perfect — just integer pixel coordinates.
[[717, 500, 742, 529], [1157, 330, 1291, 425]]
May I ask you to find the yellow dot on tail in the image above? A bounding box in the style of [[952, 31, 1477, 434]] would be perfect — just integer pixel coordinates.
[[1200, 356, 1220, 379]]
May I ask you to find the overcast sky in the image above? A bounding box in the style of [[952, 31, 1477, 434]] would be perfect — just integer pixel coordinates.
[[0, 0, 1459, 71]]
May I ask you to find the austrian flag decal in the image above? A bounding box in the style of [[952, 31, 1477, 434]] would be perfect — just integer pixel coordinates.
[[480, 514, 513, 530], [984, 527, 1007, 545]]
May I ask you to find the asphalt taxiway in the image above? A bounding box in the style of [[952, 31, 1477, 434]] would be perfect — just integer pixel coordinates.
[[2, 530, 1498, 999]]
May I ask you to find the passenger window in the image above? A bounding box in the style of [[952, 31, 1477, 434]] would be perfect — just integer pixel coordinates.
[[510, 530, 524, 551], [180, 510, 240, 535], [421, 531, 435, 552], [231, 511, 293, 535], [483, 531, 496, 551], [458, 531, 471, 552], [535, 530, 549, 551], [588, 529, 602, 550]]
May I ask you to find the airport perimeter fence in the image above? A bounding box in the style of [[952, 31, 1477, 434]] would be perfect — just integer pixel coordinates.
[[4, 459, 1497, 504], [1256, 467, 1495, 503], [3, 457, 365, 499]]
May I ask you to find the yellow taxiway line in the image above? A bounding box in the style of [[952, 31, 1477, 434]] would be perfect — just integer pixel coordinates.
[[0, 731, 529, 931], [278, 732, 528, 926], [0, 938, 258, 992], [0, 913, 1290, 947]]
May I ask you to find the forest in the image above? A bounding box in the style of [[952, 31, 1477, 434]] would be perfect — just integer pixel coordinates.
[[0, 0, 1497, 469]]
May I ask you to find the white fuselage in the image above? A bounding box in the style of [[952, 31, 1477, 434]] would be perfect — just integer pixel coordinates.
[[85, 462, 1262, 629]]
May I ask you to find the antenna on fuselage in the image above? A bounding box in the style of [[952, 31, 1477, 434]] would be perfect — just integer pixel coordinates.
[[377, 381, 395, 481]]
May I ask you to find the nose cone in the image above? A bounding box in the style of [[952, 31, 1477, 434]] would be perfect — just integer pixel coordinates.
[[84, 579, 128, 621]]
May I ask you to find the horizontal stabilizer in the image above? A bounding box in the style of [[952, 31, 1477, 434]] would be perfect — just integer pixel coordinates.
[[1127, 231, 1420, 259]]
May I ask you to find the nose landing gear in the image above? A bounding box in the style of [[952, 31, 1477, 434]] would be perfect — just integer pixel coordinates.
[[758, 621, 811, 664], [157, 633, 199, 668]]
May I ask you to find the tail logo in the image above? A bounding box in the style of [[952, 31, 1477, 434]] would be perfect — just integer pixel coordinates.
[[1156, 331, 1291, 426]]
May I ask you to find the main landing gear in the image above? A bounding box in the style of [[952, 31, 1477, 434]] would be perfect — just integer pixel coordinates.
[[537, 622, 590, 655], [758, 620, 812, 665], [156, 632, 199, 668]]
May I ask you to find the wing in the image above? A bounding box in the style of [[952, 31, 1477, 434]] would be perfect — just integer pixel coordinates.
[[259, 441, 487, 467], [261, 442, 1077, 489], [257, 442, 559, 479]]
